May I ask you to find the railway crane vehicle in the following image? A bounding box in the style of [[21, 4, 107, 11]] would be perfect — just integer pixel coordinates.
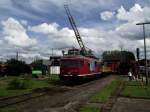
[[59, 5, 102, 80]]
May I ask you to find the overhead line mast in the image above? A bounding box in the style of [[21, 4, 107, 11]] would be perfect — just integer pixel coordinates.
[[64, 4, 86, 53]]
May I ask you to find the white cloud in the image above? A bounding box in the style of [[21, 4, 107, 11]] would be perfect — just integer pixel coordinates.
[[115, 22, 142, 40], [30, 22, 138, 57], [116, 4, 150, 22], [29, 22, 77, 48], [29, 22, 74, 38], [29, 22, 59, 34], [1, 19, 149, 62], [1, 2, 150, 62], [138, 38, 150, 47], [1, 17, 37, 47], [20, 20, 28, 26], [114, 4, 150, 40], [100, 11, 115, 20]]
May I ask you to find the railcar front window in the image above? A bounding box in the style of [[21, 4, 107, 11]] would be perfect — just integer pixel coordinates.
[[61, 60, 83, 67]]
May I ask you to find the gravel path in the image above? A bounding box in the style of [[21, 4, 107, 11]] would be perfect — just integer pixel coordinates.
[[111, 97, 150, 112]]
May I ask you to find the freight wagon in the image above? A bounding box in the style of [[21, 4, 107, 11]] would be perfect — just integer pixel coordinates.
[[101, 60, 120, 74]]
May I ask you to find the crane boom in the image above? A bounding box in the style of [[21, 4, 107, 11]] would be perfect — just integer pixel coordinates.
[[64, 5, 86, 51]]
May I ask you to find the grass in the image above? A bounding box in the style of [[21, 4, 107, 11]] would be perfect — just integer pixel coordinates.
[[0, 107, 17, 112], [80, 105, 100, 112], [0, 75, 59, 97], [0, 75, 60, 112], [91, 79, 120, 103], [125, 80, 142, 86], [79, 78, 121, 112], [48, 74, 60, 83], [122, 80, 150, 98]]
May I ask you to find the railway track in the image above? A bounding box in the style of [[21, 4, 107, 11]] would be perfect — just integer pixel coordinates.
[[101, 79, 125, 112], [0, 92, 45, 108], [0, 78, 96, 108], [0, 75, 114, 110], [0, 86, 70, 108]]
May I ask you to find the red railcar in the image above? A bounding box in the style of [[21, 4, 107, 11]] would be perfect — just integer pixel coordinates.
[[59, 55, 101, 80]]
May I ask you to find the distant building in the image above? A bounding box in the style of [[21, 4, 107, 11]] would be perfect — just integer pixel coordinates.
[[50, 56, 61, 66], [0, 64, 7, 76], [49, 56, 62, 75]]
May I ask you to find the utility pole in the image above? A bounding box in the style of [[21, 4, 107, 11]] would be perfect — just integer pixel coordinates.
[[136, 22, 150, 85], [52, 48, 54, 56], [136, 48, 142, 81], [16, 51, 18, 61], [136, 48, 140, 61]]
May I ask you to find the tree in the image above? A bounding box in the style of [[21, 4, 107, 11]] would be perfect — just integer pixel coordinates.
[[102, 50, 136, 75], [30, 60, 43, 70], [5, 59, 31, 76], [102, 50, 135, 62]]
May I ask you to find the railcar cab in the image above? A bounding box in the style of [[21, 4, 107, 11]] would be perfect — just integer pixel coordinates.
[[59, 48, 100, 80], [68, 48, 80, 55], [67, 48, 87, 56], [60, 58, 84, 77]]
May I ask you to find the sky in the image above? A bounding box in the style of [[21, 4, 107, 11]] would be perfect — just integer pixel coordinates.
[[0, 0, 150, 63]]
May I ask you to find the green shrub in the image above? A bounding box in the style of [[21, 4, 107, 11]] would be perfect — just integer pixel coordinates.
[[7, 78, 29, 90]]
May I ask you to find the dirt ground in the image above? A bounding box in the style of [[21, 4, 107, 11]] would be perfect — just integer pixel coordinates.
[[111, 97, 150, 112], [5, 75, 116, 112]]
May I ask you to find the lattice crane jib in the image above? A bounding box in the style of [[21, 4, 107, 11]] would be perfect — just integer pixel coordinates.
[[64, 5, 86, 52]]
